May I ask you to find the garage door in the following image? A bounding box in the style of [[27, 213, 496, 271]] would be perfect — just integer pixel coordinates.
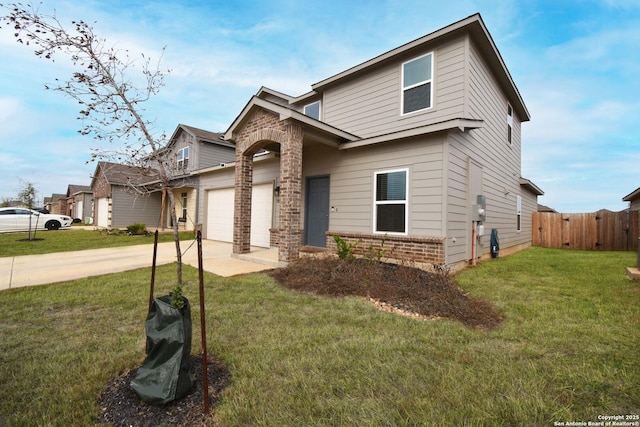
[[206, 188, 234, 243], [96, 197, 109, 228], [206, 184, 273, 248]]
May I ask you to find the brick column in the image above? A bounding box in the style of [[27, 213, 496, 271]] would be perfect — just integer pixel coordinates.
[[278, 122, 304, 263], [233, 152, 253, 254], [232, 108, 304, 263]]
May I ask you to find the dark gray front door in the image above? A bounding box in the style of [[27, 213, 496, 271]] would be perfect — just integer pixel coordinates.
[[305, 176, 330, 247]]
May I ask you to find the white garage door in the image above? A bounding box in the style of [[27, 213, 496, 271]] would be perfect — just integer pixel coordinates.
[[96, 197, 109, 228], [206, 184, 273, 248], [206, 188, 234, 243]]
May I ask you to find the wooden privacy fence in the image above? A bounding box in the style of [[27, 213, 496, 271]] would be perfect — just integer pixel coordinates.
[[533, 209, 639, 251]]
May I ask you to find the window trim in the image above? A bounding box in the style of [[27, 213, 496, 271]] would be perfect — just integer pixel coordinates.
[[177, 146, 189, 170], [401, 52, 434, 116], [373, 168, 409, 235], [516, 194, 522, 232], [181, 192, 188, 221], [507, 104, 513, 145], [304, 101, 321, 120]]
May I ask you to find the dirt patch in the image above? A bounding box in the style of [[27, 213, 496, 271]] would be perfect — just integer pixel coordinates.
[[98, 355, 230, 427], [269, 257, 503, 329]]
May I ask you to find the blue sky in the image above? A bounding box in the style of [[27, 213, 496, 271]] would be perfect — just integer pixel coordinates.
[[0, 0, 638, 212]]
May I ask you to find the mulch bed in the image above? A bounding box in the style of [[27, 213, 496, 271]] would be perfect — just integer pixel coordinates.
[[98, 355, 230, 427], [269, 257, 504, 329]]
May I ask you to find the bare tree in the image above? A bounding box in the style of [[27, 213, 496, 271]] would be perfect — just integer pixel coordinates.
[[1, 2, 187, 283]]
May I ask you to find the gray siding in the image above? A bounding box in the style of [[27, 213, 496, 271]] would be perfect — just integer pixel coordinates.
[[80, 193, 93, 221], [303, 136, 447, 238], [322, 36, 467, 138], [445, 38, 532, 265], [110, 187, 163, 228], [197, 143, 235, 170]]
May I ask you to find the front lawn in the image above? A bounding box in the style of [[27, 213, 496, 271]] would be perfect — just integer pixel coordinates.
[[0, 248, 637, 426], [0, 229, 195, 257]]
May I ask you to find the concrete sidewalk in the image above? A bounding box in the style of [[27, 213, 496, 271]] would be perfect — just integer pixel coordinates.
[[0, 240, 281, 290]]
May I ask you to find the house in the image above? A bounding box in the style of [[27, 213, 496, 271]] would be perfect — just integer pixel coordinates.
[[623, 187, 640, 211], [195, 13, 543, 270], [44, 193, 67, 215], [153, 124, 235, 231], [537, 204, 557, 213], [90, 161, 163, 228], [64, 184, 93, 223]]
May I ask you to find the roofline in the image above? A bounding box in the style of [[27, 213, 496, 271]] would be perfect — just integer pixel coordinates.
[[224, 96, 360, 143], [623, 187, 640, 202], [164, 124, 233, 153], [339, 118, 484, 150], [191, 151, 278, 176], [310, 13, 530, 122], [256, 86, 295, 102], [519, 177, 544, 195]]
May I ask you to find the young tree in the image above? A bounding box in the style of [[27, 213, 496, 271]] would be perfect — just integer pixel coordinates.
[[1, 2, 187, 283], [16, 179, 39, 239], [16, 179, 37, 209]]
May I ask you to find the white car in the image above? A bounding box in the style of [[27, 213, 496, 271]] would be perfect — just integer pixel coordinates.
[[0, 207, 73, 232]]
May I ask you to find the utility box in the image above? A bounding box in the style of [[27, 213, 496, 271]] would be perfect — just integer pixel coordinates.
[[472, 195, 486, 222]]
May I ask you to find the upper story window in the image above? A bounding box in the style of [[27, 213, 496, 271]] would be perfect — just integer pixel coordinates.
[[177, 147, 189, 170], [304, 101, 321, 120], [374, 168, 408, 234], [401, 53, 433, 115], [507, 104, 513, 145]]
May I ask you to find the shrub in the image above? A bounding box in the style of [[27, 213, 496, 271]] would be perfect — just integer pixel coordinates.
[[333, 234, 358, 261], [126, 223, 147, 235], [364, 234, 388, 263]]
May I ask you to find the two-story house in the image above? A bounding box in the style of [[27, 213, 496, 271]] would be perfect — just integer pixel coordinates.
[[195, 13, 542, 270], [155, 124, 236, 230], [90, 124, 236, 230]]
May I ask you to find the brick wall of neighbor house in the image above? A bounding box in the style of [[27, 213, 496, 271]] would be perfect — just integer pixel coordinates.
[[326, 232, 446, 265], [92, 171, 111, 199]]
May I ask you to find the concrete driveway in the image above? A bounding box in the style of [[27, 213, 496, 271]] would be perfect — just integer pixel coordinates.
[[0, 240, 281, 290]]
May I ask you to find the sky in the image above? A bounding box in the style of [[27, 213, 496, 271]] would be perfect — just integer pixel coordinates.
[[0, 0, 638, 213]]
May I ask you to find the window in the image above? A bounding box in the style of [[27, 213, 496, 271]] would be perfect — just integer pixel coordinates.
[[181, 192, 187, 221], [374, 169, 408, 234], [304, 101, 321, 120], [177, 147, 189, 170], [516, 195, 522, 232], [401, 53, 433, 115], [507, 104, 513, 145]]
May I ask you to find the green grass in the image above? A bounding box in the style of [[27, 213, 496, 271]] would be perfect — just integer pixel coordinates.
[[0, 229, 195, 257], [0, 247, 638, 426]]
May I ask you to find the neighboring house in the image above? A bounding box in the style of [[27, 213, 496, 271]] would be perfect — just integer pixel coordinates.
[[623, 187, 640, 211], [537, 204, 557, 213], [46, 193, 67, 215], [195, 13, 543, 269], [153, 124, 235, 231], [90, 161, 162, 228], [65, 184, 93, 223]]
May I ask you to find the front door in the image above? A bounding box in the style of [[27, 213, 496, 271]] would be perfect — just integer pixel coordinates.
[[305, 176, 330, 247]]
